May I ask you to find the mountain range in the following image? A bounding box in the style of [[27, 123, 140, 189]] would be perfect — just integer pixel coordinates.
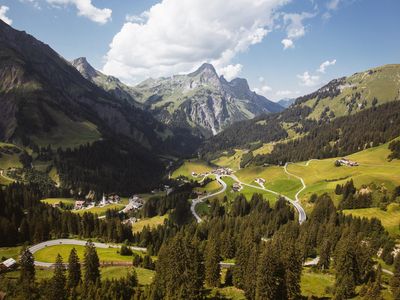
[[2, 18, 400, 193], [200, 63, 400, 161], [71, 58, 283, 137]]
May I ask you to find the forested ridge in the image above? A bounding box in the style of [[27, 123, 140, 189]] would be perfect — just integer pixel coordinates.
[[2, 179, 399, 299], [254, 101, 400, 164]]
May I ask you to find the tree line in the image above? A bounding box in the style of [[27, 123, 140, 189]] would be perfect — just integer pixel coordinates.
[[254, 101, 400, 165], [0, 183, 134, 247]]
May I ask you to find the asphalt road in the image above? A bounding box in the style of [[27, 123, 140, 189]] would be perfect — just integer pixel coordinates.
[[29, 239, 147, 267], [230, 173, 307, 224], [191, 175, 227, 223]]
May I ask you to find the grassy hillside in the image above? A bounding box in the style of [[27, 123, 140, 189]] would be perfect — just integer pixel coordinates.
[[171, 160, 214, 180], [286, 141, 400, 208], [33, 244, 142, 263], [132, 215, 168, 233], [343, 203, 400, 237], [0, 142, 23, 170], [212, 149, 244, 171], [2, 266, 155, 285], [304, 64, 400, 121], [41, 198, 75, 206]]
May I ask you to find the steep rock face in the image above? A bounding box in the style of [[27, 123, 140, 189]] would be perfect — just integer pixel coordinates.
[[132, 63, 283, 136]]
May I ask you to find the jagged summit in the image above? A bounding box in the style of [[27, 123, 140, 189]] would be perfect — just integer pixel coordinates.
[[189, 63, 218, 77], [71, 57, 98, 79], [71, 57, 142, 105], [131, 62, 284, 137]]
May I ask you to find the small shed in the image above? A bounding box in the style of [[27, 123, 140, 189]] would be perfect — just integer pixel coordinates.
[[0, 258, 16, 271]]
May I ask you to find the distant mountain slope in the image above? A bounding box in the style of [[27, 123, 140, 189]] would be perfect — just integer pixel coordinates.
[[277, 98, 295, 108], [296, 64, 400, 121], [71, 57, 142, 107], [201, 64, 400, 158], [131, 63, 284, 137]]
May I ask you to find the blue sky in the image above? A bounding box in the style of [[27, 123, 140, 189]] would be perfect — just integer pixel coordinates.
[[1, 0, 399, 101]]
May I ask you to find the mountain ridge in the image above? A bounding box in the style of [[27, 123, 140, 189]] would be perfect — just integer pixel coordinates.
[[130, 62, 284, 136]]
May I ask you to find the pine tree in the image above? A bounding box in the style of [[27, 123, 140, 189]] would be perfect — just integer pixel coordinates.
[[284, 243, 302, 300], [334, 234, 357, 299], [255, 243, 285, 300], [363, 264, 383, 300], [318, 238, 331, 270], [67, 248, 81, 289], [83, 241, 101, 285], [205, 238, 221, 287], [127, 268, 138, 288], [391, 254, 400, 299], [50, 254, 67, 300], [20, 247, 35, 284], [151, 233, 204, 300], [243, 244, 258, 299], [19, 247, 36, 299]]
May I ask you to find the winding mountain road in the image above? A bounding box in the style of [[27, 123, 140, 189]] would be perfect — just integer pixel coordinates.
[[29, 239, 147, 267], [233, 172, 307, 224], [191, 175, 227, 223], [191, 164, 308, 224]]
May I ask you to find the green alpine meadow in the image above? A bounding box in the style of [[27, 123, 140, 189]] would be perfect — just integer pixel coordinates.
[[1, 0, 400, 299]]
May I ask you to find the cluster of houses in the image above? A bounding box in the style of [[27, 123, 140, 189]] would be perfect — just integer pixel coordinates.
[[74, 193, 121, 210], [212, 167, 234, 176], [336, 158, 359, 167], [192, 167, 234, 178]]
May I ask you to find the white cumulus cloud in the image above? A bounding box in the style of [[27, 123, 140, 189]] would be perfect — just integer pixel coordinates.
[[297, 71, 320, 87], [317, 59, 336, 73], [281, 38, 294, 49], [219, 64, 243, 81], [0, 6, 12, 25], [281, 12, 315, 49], [327, 0, 340, 10], [47, 0, 112, 24], [103, 0, 289, 83], [254, 85, 273, 97]]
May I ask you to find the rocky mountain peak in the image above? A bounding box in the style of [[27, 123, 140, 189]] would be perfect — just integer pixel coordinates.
[[189, 63, 218, 78], [71, 57, 98, 79], [229, 78, 250, 90]]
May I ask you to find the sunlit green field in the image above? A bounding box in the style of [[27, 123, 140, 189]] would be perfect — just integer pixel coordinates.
[[286, 142, 400, 206], [41, 198, 75, 206], [2, 266, 155, 285], [132, 215, 168, 233], [253, 143, 274, 156], [301, 268, 334, 298], [221, 176, 278, 204], [235, 165, 302, 200], [195, 179, 221, 194], [212, 149, 244, 171], [0, 246, 23, 260], [34, 244, 138, 263], [343, 203, 400, 237], [171, 159, 214, 180]]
